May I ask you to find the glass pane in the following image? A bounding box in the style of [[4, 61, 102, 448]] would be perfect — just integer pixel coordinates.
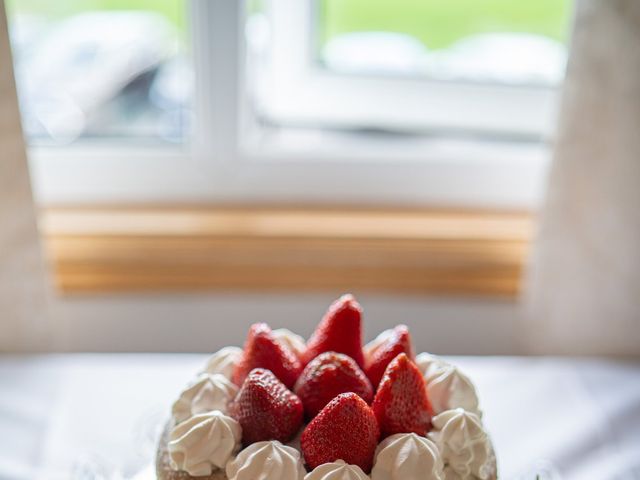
[[317, 0, 572, 86], [6, 0, 191, 145]]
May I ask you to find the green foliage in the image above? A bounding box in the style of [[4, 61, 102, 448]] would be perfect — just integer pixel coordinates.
[[7, 0, 573, 51], [6, 0, 186, 31], [319, 0, 573, 50]]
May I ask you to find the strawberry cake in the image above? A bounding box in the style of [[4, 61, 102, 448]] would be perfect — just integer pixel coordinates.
[[156, 294, 497, 480]]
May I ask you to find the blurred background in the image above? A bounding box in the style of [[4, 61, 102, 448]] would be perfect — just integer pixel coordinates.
[[1, 0, 638, 357], [7, 0, 570, 144]]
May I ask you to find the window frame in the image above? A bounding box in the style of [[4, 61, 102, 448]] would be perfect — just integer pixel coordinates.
[[27, 0, 554, 210], [255, 0, 563, 137]]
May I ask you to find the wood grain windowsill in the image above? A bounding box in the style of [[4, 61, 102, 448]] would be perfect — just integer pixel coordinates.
[[41, 207, 534, 296]]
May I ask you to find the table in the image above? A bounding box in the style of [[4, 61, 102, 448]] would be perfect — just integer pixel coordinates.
[[1, 355, 639, 480]]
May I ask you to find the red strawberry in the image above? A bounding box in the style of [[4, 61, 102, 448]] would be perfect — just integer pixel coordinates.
[[233, 323, 302, 389], [301, 392, 380, 473], [365, 325, 415, 389], [294, 352, 373, 420], [303, 294, 364, 368], [371, 353, 432, 438], [229, 368, 303, 445]]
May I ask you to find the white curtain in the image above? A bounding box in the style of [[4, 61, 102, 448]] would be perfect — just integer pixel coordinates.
[[0, 0, 49, 352], [526, 0, 640, 356]]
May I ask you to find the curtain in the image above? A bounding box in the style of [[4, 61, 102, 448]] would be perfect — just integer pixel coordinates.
[[526, 0, 640, 356], [0, 0, 49, 352]]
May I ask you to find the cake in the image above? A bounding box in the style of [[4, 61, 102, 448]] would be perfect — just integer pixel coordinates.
[[157, 294, 497, 480]]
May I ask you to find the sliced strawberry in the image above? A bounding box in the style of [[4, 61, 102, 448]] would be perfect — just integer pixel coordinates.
[[232, 323, 302, 389], [371, 353, 432, 438], [229, 368, 303, 445], [365, 325, 415, 389], [294, 351, 373, 420], [301, 392, 380, 473], [303, 294, 364, 368]]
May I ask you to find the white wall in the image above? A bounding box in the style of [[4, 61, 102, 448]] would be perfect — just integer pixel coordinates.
[[47, 293, 523, 354]]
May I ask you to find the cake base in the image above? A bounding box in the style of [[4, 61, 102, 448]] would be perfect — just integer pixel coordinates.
[[156, 422, 228, 480], [156, 420, 497, 480]]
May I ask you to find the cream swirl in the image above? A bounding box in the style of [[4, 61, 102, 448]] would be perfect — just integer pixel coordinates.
[[172, 373, 239, 422], [415, 352, 448, 378], [168, 411, 241, 476], [226, 441, 306, 480], [305, 460, 370, 480], [201, 346, 242, 380], [371, 433, 444, 480], [416, 353, 481, 417], [428, 409, 493, 480], [272, 328, 307, 358]]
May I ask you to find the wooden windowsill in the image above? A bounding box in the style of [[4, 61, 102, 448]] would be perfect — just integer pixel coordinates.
[[41, 207, 534, 296]]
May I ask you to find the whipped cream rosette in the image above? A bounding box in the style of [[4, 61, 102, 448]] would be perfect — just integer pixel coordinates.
[[371, 433, 444, 480], [416, 353, 481, 417], [172, 373, 238, 423], [168, 411, 241, 476], [305, 460, 370, 480], [201, 346, 242, 380], [226, 441, 306, 480], [429, 409, 496, 480]]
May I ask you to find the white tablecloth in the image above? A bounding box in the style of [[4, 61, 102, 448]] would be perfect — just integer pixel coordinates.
[[1, 355, 639, 480]]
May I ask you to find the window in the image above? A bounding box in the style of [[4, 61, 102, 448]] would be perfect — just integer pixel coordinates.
[[250, 0, 572, 136], [6, 0, 190, 145], [318, 0, 568, 85], [7, 1, 572, 208]]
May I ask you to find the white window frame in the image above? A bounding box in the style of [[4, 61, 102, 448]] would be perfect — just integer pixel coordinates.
[[28, 0, 555, 209], [256, 0, 561, 137]]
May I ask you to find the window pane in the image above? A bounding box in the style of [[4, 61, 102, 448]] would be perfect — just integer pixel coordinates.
[[6, 0, 191, 145], [317, 0, 572, 86]]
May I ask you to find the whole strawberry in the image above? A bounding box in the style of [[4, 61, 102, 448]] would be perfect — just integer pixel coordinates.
[[232, 323, 302, 389], [372, 353, 433, 438], [301, 392, 380, 473], [365, 325, 415, 389], [294, 352, 373, 420], [303, 294, 365, 368], [229, 368, 303, 445]]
